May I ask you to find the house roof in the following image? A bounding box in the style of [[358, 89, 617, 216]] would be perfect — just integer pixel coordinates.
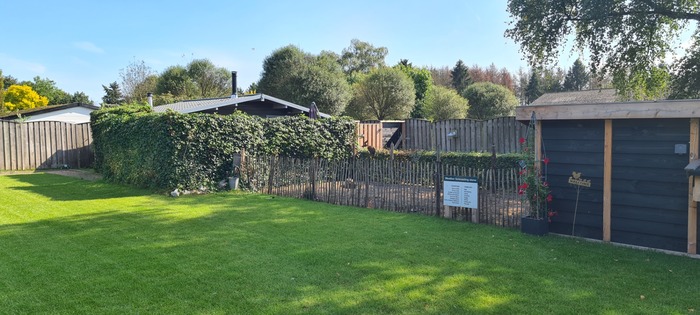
[[152, 93, 331, 118], [531, 89, 618, 106], [0, 103, 100, 120]]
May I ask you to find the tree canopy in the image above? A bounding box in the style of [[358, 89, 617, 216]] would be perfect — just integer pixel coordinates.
[[506, 0, 699, 99], [463, 82, 518, 120], [450, 60, 472, 93], [3, 85, 49, 111], [339, 39, 388, 75], [423, 85, 469, 121], [102, 82, 125, 106], [258, 45, 351, 115], [563, 59, 590, 91], [346, 67, 415, 120]]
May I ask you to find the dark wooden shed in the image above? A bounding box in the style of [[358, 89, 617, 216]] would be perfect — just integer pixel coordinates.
[[516, 100, 700, 255]]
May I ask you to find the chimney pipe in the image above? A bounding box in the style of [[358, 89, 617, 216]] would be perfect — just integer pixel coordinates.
[[231, 71, 238, 98], [147, 92, 153, 107]]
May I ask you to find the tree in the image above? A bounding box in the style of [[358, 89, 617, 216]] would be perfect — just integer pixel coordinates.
[[156, 66, 197, 98], [468, 63, 516, 92], [102, 82, 124, 105], [451, 60, 472, 93], [395, 62, 434, 118], [346, 67, 415, 120], [563, 59, 590, 91], [3, 85, 49, 111], [258, 45, 351, 115], [540, 67, 565, 93], [70, 91, 93, 104], [27, 76, 71, 105], [525, 70, 542, 104], [670, 32, 700, 99], [339, 39, 388, 75], [3, 75, 18, 89], [463, 82, 518, 120], [186, 59, 231, 98], [429, 66, 452, 88], [0, 70, 4, 109], [505, 0, 699, 98], [514, 67, 530, 105], [613, 65, 670, 100], [120, 60, 156, 103], [423, 85, 469, 121]]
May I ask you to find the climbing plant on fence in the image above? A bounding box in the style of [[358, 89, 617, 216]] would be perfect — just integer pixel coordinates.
[[356, 150, 523, 169], [91, 105, 357, 190]]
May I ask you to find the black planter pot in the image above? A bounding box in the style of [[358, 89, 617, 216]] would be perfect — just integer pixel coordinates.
[[521, 216, 548, 236]]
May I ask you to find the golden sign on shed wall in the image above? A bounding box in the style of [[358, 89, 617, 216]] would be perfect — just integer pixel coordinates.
[[568, 171, 591, 187]]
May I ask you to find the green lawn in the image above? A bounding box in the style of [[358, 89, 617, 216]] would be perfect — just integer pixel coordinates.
[[0, 174, 698, 314]]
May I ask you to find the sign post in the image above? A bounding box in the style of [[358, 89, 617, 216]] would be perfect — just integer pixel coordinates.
[[443, 176, 479, 222]]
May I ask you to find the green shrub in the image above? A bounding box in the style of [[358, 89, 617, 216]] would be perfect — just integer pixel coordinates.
[[91, 108, 356, 190], [356, 149, 522, 169]]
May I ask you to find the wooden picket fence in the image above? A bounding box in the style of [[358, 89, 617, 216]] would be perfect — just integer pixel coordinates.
[[0, 120, 93, 170], [240, 155, 528, 228]]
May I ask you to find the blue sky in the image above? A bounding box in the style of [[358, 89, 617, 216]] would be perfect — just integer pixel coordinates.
[[3, 0, 539, 104]]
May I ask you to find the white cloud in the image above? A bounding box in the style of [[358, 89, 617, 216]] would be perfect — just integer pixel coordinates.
[[0, 53, 47, 74], [74, 41, 104, 54]]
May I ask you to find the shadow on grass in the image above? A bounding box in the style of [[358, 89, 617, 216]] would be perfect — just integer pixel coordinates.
[[4, 174, 152, 201], [0, 190, 697, 314]]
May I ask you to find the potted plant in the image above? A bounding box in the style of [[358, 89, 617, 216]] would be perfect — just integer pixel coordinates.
[[518, 132, 556, 236]]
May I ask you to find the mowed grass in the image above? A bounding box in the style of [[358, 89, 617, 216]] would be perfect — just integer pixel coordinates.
[[0, 174, 698, 314]]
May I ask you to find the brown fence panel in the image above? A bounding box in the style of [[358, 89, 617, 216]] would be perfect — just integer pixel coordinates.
[[0, 120, 94, 170], [403, 116, 527, 153]]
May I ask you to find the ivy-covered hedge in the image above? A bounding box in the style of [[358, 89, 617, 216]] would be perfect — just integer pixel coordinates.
[[356, 149, 523, 169], [91, 106, 356, 190]]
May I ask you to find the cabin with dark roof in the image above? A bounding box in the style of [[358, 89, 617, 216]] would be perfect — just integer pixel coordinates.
[[152, 93, 330, 118], [516, 98, 700, 255]]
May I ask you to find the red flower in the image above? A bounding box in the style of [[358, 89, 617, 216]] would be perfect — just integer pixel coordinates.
[[546, 194, 553, 202], [543, 157, 550, 165], [519, 137, 526, 144], [518, 182, 528, 195], [543, 181, 549, 187], [547, 211, 557, 217], [519, 169, 527, 175]]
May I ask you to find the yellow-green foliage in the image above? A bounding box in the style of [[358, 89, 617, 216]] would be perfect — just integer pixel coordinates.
[[3, 85, 49, 111]]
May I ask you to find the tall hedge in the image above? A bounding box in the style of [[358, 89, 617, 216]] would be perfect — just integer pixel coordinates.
[[91, 106, 356, 190]]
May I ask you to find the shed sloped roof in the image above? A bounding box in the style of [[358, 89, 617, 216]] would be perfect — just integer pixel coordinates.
[[531, 89, 618, 106], [0, 102, 99, 120], [152, 93, 330, 118]]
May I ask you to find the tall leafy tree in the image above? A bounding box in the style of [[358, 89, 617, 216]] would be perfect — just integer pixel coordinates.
[[423, 85, 469, 121], [70, 91, 93, 104], [346, 67, 415, 120], [186, 59, 231, 97], [505, 0, 700, 99], [339, 39, 388, 75], [563, 59, 590, 91], [670, 32, 700, 99], [514, 67, 530, 105], [102, 82, 125, 105], [27, 76, 71, 105], [3, 75, 18, 89], [613, 65, 671, 101], [120, 60, 155, 103], [395, 62, 433, 118], [463, 82, 518, 120], [3, 85, 49, 111], [258, 45, 351, 115], [156, 66, 197, 98], [450, 60, 471, 93]]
